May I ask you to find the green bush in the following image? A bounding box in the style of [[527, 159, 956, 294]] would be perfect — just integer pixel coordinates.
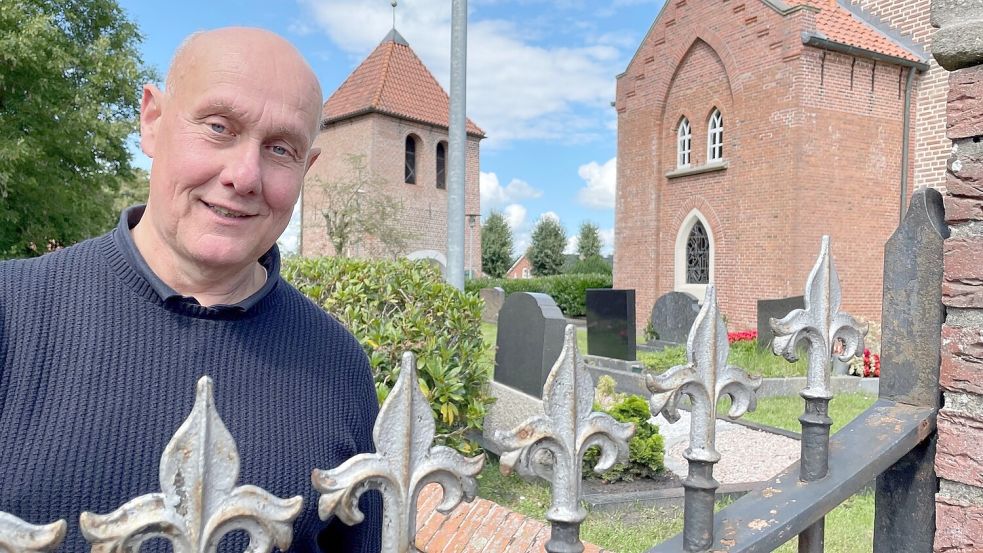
[[283, 257, 492, 454], [465, 273, 612, 317], [583, 395, 665, 482], [565, 255, 612, 275]]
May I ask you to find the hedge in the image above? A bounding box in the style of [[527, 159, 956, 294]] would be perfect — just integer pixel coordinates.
[[283, 257, 491, 454], [465, 273, 612, 317]]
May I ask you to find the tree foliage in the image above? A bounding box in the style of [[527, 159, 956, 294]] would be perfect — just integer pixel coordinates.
[[527, 216, 567, 276], [480, 211, 513, 278], [317, 154, 416, 258], [576, 221, 602, 260], [112, 168, 149, 214], [0, 0, 154, 258]]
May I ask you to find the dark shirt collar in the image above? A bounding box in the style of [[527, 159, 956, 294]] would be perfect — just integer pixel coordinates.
[[114, 205, 280, 313]]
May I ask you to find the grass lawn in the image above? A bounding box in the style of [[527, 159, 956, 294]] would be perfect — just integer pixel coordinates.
[[476, 457, 873, 552], [741, 393, 878, 434]]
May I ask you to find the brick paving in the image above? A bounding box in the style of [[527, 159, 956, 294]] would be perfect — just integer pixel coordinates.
[[414, 483, 611, 553]]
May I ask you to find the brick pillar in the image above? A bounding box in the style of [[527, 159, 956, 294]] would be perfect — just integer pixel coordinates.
[[933, 2, 983, 549]]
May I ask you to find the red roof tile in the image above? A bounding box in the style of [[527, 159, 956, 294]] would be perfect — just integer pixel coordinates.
[[791, 0, 923, 63], [322, 30, 484, 136]]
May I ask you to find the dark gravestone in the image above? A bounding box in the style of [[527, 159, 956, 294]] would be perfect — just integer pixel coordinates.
[[495, 292, 566, 398], [648, 291, 699, 345], [757, 296, 805, 348], [586, 289, 636, 361], [873, 188, 947, 553]]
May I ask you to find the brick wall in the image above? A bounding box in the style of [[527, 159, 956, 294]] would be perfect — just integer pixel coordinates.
[[301, 113, 482, 274], [936, 64, 983, 552], [615, 0, 905, 329], [853, 0, 950, 193]]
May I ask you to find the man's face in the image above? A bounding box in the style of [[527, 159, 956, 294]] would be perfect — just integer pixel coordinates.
[[140, 33, 321, 272]]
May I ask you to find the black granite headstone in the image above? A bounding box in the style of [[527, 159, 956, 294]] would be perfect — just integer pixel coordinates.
[[648, 291, 699, 345], [756, 296, 805, 348], [494, 292, 567, 398], [586, 289, 636, 361]]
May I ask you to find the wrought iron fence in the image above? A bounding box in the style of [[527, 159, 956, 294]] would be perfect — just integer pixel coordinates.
[[0, 189, 944, 552]]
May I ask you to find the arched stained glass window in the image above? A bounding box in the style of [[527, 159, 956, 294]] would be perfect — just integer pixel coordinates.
[[677, 117, 691, 168], [686, 221, 710, 284], [707, 109, 723, 162], [405, 135, 418, 184]]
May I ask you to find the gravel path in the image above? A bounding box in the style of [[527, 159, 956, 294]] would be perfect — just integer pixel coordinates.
[[653, 411, 800, 484]]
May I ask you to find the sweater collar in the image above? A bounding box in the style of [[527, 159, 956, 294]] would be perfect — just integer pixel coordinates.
[[112, 205, 280, 314]]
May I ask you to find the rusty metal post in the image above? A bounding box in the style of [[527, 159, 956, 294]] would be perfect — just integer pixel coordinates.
[[771, 236, 866, 553], [873, 188, 946, 552], [313, 352, 484, 553], [648, 286, 761, 552], [80, 377, 305, 552], [496, 325, 635, 553]]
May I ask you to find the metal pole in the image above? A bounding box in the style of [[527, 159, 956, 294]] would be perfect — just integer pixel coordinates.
[[683, 460, 719, 552], [447, 0, 467, 289]]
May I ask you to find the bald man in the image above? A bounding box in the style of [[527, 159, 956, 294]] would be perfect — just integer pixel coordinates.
[[0, 28, 382, 552]]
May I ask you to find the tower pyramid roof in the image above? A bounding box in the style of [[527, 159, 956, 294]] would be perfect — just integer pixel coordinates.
[[322, 29, 485, 137]]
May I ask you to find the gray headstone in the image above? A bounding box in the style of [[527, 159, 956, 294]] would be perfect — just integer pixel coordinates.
[[495, 292, 566, 398], [648, 292, 699, 345], [757, 296, 805, 348], [480, 287, 505, 323], [586, 289, 636, 361]]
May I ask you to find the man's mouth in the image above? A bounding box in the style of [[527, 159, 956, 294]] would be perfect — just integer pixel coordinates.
[[205, 202, 252, 218]]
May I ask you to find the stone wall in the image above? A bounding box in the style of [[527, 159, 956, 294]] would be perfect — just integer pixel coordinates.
[[933, 1, 983, 547]]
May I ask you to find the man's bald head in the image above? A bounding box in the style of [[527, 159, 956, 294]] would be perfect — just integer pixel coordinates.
[[163, 27, 323, 137]]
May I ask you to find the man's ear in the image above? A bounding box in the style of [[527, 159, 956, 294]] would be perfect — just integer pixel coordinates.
[[140, 84, 164, 158], [305, 148, 321, 174]]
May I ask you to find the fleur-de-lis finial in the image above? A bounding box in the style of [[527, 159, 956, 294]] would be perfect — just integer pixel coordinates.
[[0, 513, 65, 552], [80, 377, 304, 553], [313, 352, 484, 553], [770, 236, 866, 400], [646, 285, 760, 552], [495, 325, 634, 552], [647, 285, 761, 463]]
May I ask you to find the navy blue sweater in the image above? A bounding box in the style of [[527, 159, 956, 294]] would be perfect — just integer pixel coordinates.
[[0, 230, 382, 552]]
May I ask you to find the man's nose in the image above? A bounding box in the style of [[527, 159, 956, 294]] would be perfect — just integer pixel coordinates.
[[220, 141, 262, 194]]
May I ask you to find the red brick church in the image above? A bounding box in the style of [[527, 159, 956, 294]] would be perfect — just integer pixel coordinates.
[[300, 30, 484, 275], [614, 0, 948, 328]]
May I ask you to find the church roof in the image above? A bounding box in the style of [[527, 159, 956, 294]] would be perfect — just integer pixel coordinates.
[[322, 29, 485, 137], [791, 0, 928, 65]]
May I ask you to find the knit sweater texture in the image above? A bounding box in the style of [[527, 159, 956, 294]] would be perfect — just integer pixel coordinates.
[[0, 230, 382, 552]]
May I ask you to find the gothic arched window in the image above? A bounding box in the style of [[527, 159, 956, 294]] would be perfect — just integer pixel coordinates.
[[405, 135, 418, 184], [707, 108, 723, 162], [686, 221, 710, 284], [436, 142, 446, 189], [677, 117, 692, 168]]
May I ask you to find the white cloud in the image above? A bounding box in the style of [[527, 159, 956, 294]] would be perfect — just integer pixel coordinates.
[[301, 1, 618, 146], [540, 211, 560, 223], [277, 200, 303, 255], [599, 227, 614, 256], [565, 235, 579, 255], [480, 171, 542, 210], [576, 157, 616, 210], [503, 203, 527, 231]]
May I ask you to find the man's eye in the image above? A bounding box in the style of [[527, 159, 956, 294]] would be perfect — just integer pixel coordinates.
[[209, 123, 227, 134], [271, 145, 289, 156]]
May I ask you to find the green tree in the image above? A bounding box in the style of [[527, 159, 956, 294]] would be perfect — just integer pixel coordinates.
[[480, 211, 513, 278], [528, 216, 566, 276], [0, 0, 155, 258], [112, 168, 150, 214], [576, 221, 602, 260], [317, 154, 415, 258]]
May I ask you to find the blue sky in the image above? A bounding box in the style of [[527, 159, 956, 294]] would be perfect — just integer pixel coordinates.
[[118, 0, 664, 256]]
